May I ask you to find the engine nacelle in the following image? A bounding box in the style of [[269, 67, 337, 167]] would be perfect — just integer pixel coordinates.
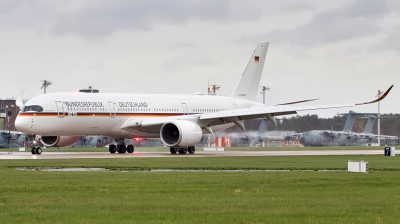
[[40, 136, 81, 147], [160, 120, 202, 147]]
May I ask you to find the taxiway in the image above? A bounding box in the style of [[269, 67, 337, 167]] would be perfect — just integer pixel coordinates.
[[0, 150, 385, 160]]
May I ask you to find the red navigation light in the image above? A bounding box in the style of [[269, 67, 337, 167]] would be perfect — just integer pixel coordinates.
[[135, 137, 139, 141]]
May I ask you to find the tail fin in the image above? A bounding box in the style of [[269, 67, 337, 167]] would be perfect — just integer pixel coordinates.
[[230, 42, 269, 101], [342, 110, 357, 132], [363, 115, 376, 134]]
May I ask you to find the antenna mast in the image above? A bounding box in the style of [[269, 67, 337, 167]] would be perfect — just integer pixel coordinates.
[[207, 79, 220, 96], [259, 86, 270, 104], [40, 80, 53, 94], [376, 89, 383, 146]]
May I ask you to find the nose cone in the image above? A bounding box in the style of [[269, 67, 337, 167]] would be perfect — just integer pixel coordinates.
[[299, 137, 305, 144], [15, 115, 27, 133]]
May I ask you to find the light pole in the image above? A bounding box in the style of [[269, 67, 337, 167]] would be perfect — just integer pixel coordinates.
[[260, 86, 270, 105], [40, 80, 52, 94], [376, 90, 382, 146]]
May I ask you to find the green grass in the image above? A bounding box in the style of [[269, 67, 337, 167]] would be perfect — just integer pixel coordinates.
[[1, 155, 400, 223], [1, 155, 399, 171]]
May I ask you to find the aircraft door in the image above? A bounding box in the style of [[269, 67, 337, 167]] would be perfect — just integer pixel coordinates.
[[181, 103, 188, 115], [55, 101, 64, 118], [108, 101, 116, 118]]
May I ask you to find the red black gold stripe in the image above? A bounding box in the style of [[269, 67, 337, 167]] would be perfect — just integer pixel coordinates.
[[18, 112, 182, 118], [356, 85, 394, 105]]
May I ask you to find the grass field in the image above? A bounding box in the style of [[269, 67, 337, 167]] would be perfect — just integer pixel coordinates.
[[1, 154, 400, 223]]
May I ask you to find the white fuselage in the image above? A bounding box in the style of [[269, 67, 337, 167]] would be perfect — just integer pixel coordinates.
[[15, 92, 261, 138]]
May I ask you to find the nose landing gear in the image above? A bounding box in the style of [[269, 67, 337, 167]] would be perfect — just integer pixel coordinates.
[[31, 147, 42, 155]]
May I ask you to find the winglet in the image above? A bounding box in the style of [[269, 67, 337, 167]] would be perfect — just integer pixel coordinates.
[[16, 89, 25, 108], [356, 85, 393, 105]]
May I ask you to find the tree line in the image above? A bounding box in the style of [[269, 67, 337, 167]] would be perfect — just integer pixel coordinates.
[[239, 113, 400, 136]]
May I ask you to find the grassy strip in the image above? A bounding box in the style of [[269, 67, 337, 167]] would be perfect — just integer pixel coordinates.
[[1, 155, 399, 171], [1, 166, 400, 223]]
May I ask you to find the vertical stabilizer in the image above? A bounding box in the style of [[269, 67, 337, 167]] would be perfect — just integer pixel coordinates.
[[342, 110, 357, 132], [363, 115, 376, 134], [230, 42, 269, 101]]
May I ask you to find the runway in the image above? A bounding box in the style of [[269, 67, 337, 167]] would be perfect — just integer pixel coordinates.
[[0, 150, 385, 160]]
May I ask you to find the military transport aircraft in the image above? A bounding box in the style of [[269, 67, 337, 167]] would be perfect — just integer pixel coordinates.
[[74, 136, 113, 148], [0, 130, 24, 148], [14, 42, 393, 155], [296, 110, 357, 146], [337, 115, 377, 146]]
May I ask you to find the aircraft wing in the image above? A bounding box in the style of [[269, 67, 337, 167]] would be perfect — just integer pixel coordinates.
[[199, 103, 355, 123], [121, 103, 355, 130], [121, 85, 393, 130]]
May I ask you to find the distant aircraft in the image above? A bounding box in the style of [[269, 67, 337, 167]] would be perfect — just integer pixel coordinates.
[[215, 118, 290, 147], [337, 115, 377, 146], [0, 130, 24, 148], [124, 137, 164, 147], [74, 136, 113, 147], [343, 115, 399, 146], [297, 111, 357, 146], [15, 42, 393, 155]]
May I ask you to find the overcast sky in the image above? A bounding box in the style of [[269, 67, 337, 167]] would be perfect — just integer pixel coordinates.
[[0, 0, 398, 118]]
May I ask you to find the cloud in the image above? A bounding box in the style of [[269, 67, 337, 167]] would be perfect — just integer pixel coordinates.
[[0, 0, 264, 39], [278, 3, 316, 13], [265, 0, 389, 46]]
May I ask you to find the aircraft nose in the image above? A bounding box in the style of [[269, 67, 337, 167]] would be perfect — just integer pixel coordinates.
[[299, 137, 305, 144], [15, 115, 26, 132]]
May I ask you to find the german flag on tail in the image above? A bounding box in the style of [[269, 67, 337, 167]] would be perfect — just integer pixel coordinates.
[[254, 56, 259, 63]]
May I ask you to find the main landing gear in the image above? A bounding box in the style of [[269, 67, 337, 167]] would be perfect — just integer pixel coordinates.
[[109, 144, 134, 154], [170, 146, 195, 154], [31, 147, 42, 155]]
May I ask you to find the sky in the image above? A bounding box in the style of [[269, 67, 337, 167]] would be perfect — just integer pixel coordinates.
[[0, 0, 399, 118]]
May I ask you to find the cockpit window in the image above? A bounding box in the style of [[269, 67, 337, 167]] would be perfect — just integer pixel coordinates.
[[22, 105, 43, 112]]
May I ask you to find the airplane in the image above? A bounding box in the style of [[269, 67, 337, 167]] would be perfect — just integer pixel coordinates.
[[218, 119, 287, 147], [343, 115, 400, 146], [297, 114, 385, 146], [14, 42, 394, 155], [74, 136, 113, 148], [0, 130, 25, 148], [340, 115, 377, 146], [295, 110, 357, 146]]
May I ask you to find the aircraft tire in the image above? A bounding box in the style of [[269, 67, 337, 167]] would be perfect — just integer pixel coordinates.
[[36, 147, 42, 155], [187, 146, 195, 154], [178, 147, 187, 154], [31, 147, 37, 155], [109, 144, 117, 154], [127, 144, 134, 153], [170, 148, 177, 154], [118, 145, 127, 153]]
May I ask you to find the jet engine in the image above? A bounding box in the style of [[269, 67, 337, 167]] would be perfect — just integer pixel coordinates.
[[160, 120, 202, 147], [40, 136, 81, 147]]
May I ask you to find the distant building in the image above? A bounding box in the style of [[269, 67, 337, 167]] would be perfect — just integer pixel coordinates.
[[0, 100, 19, 131], [79, 86, 99, 93]]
